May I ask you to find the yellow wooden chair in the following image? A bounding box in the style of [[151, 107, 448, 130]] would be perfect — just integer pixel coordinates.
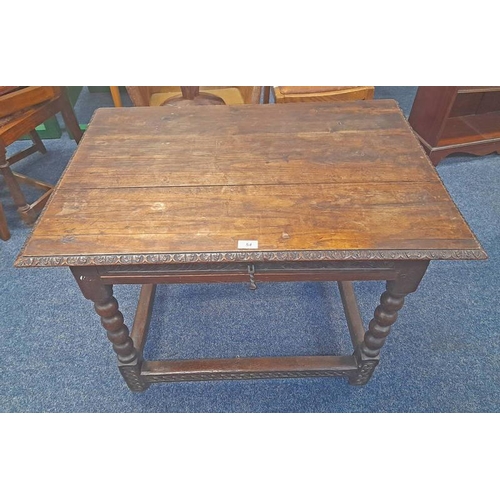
[[271, 86, 374, 103]]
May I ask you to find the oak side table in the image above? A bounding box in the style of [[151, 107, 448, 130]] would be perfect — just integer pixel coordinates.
[[16, 101, 487, 392]]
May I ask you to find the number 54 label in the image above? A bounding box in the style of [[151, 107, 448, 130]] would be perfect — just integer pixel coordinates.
[[238, 240, 259, 249]]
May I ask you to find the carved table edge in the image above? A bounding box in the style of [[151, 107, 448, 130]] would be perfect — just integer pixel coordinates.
[[14, 248, 488, 268]]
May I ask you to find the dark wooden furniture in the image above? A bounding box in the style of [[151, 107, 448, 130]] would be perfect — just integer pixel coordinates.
[[16, 101, 486, 392], [0, 86, 83, 226], [408, 86, 500, 165], [126, 86, 262, 106]]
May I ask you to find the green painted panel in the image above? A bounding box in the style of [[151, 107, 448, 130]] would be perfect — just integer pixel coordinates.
[[20, 117, 62, 140]]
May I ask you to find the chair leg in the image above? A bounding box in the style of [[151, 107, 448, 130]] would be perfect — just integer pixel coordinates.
[[59, 89, 83, 144], [263, 86, 271, 104], [0, 156, 37, 225], [8, 129, 47, 165], [0, 200, 10, 241], [110, 86, 122, 107], [30, 130, 47, 154]]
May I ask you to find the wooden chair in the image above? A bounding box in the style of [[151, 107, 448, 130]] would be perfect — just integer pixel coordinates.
[[0, 200, 9, 240], [110, 86, 122, 107], [270, 86, 374, 103], [0, 86, 83, 226], [126, 86, 263, 106]]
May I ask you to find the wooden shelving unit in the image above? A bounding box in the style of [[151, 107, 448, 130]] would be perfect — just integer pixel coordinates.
[[408, 86, 500, 165]]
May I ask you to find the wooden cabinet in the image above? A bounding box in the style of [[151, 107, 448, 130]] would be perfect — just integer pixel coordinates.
[[408, 86, 500, 165]]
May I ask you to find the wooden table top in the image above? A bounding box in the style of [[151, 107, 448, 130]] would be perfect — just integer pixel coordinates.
[[16, 100, 486, 267]]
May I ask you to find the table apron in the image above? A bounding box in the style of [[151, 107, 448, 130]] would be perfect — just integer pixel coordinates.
[[95, 261, 402, 285]]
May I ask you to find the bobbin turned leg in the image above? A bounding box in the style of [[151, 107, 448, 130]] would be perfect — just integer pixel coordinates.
[[350, 261, 429, 385], [71, 267, 149, 392]]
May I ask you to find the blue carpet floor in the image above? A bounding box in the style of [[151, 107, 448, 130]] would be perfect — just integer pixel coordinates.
[[0, 87, 499, 412]]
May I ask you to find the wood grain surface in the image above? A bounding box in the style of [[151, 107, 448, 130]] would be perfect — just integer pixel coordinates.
[[16, 100, 486, 265]]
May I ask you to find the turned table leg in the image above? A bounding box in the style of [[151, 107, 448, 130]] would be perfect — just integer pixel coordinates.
[[350, 261, 429, 385], [71, 267, 149, 392]]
